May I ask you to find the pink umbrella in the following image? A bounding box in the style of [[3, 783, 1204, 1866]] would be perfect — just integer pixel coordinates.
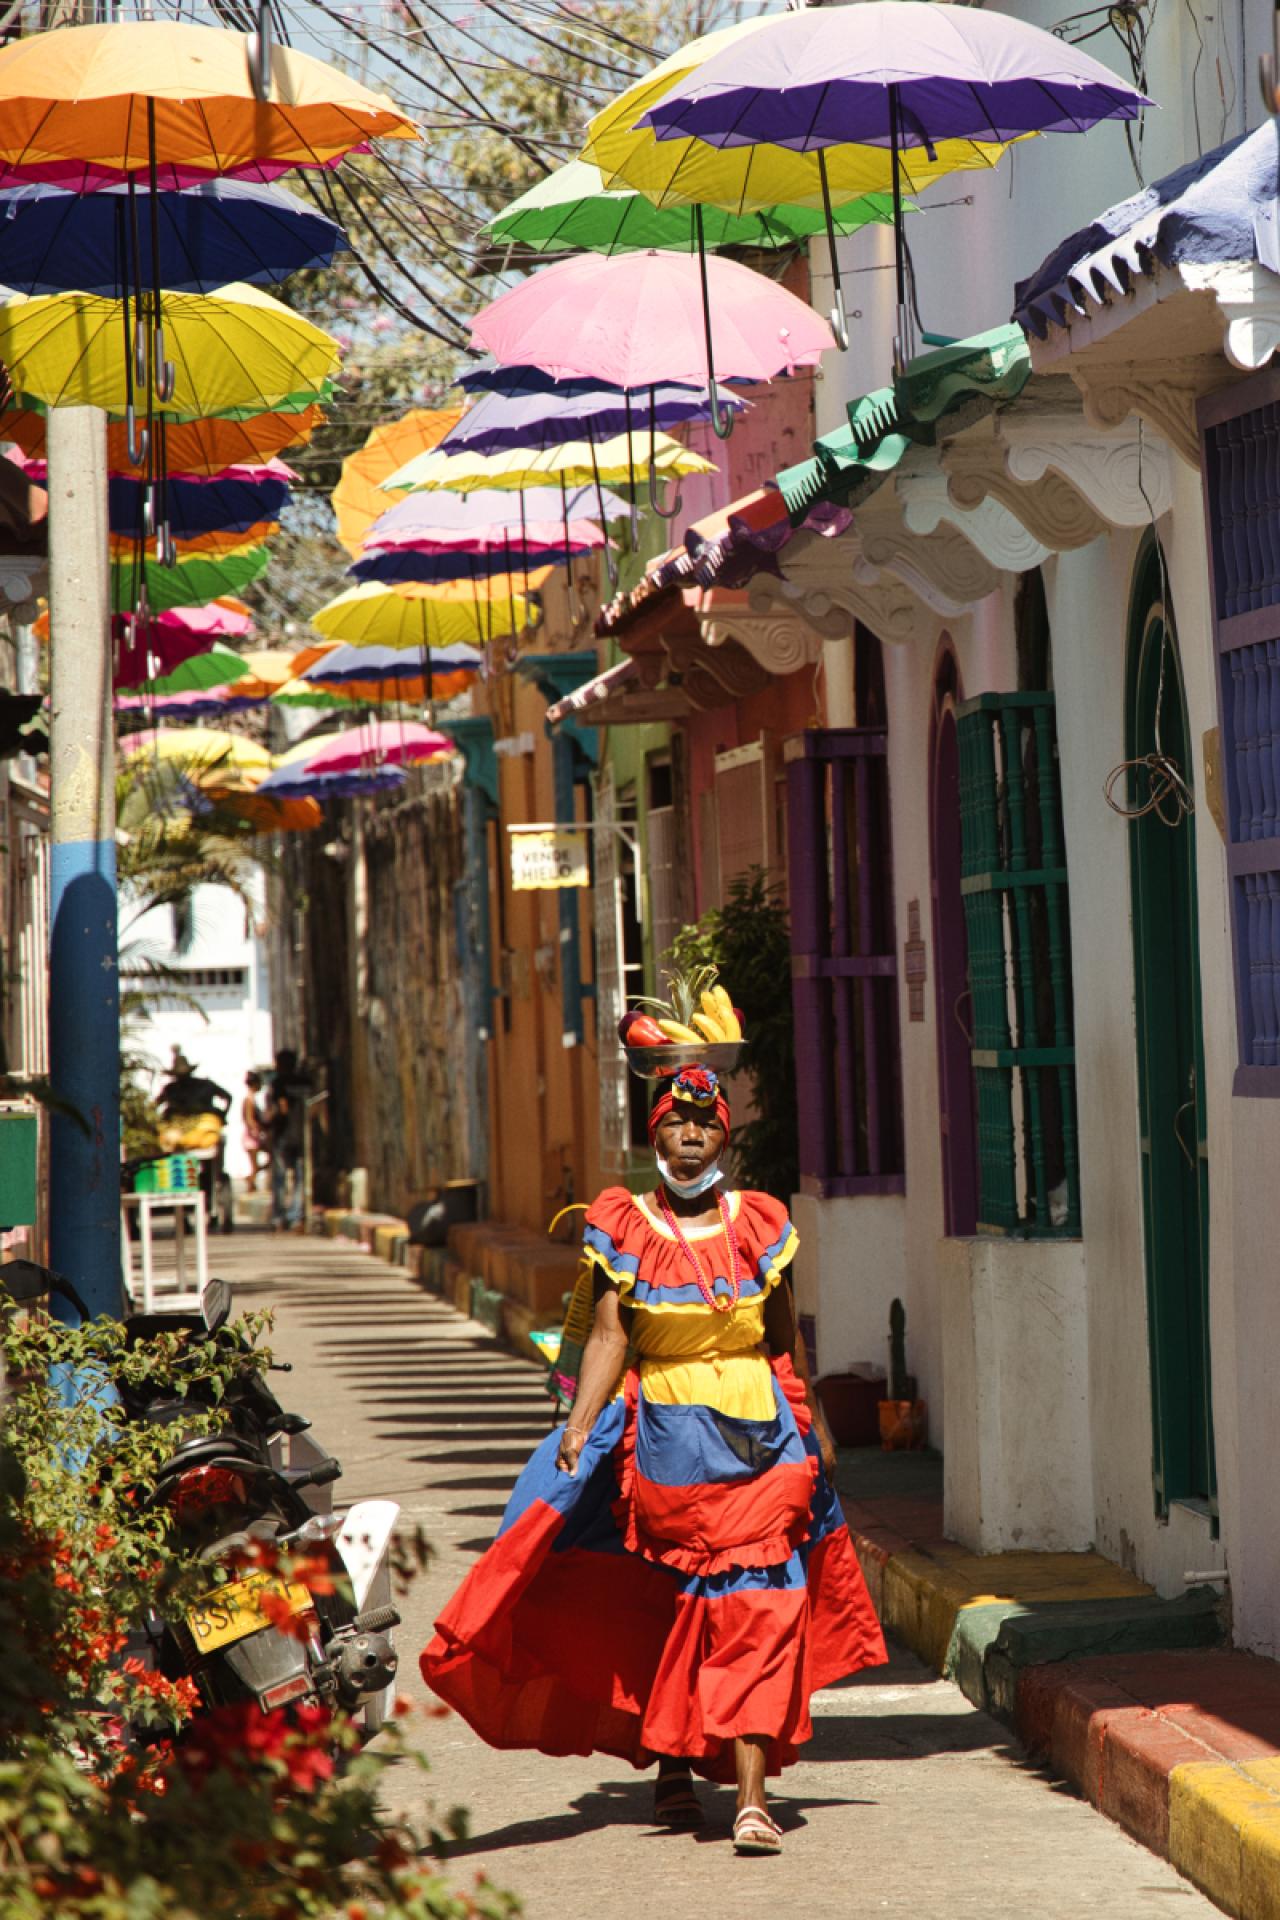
[[113, 601, 256, 687], [301, 721, 452, 773], [362, 517, 606, 555], [469, 248, 833, 435]]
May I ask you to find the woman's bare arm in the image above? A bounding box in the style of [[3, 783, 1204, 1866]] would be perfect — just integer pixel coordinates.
[[764, 1276, 837, 1483], [555, 1277, 629, 1476]]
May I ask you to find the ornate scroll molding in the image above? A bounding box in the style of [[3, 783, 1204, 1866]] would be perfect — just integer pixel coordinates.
[[1069, 358, 1211, 469], [1001, 417, 1174, 525], [942, 436, 1109, 550], [701, 609, 822, 676], [664, 631, 772, 706], [749, 557, 944, 650], [854, 496, 1002, 613], [898, 469, 1049, 574], [1186, 260, 1280, 374]]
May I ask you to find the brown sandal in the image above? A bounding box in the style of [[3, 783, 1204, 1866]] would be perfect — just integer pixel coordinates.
[[653, 1769, 705, 1830]]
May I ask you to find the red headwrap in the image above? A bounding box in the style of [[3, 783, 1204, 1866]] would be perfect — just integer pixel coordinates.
[[647, 1065, 731, 1143]]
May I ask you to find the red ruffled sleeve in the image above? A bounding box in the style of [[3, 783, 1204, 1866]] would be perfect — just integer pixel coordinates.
[[581, 1187, 798, 1312]]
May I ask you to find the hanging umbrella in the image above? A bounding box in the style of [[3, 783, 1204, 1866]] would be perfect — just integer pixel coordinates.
[[118, 641, 248, 697], [484, 153, 906, 256], [110, 544, 270, 613], [351, 544, 598, 586], [289, 720, 451, 774], [211, 785, 324, 833], [0, 22, 416, 175], [0, 282, 340, 416], [436, 375, 747, 457], [363, 484, 626, 546], [332, 406, 467, 557], [272, 677, 363, 711], [595, 5, 1148, 355], [117, 725, 271, 777], [115, 683, 255, 721], [362, 513, 607, 554], [385, 429, 716, 494], [468, 250, 831, 442], [0, 402, 324, 474], [310, 582, 535, 649], [108, 470, 290, 539], [0, 179, 347, 296], [582, 12, 1017, 210], [302, 642, 483, 687], [109, 524, 279, 563], [258, 731, 413, 800]]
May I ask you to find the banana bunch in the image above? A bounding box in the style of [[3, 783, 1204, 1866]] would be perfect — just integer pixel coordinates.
[[630, 964, 744, 1046]]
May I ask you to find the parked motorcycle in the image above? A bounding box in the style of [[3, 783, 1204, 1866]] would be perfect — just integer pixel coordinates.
[[0, 1259, 400, 1736]]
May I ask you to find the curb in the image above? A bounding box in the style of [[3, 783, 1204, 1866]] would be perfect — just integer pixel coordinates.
[[842, 1504, 1280, 1918]]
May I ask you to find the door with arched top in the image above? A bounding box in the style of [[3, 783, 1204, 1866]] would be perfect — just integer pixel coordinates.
[[1127, 543, 1216, 1516]]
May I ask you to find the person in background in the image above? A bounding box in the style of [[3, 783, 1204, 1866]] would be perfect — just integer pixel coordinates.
[[156, 1050, 232, 1223], [241, 1071, 269, 1194], [266, 1048, 310, 1234]]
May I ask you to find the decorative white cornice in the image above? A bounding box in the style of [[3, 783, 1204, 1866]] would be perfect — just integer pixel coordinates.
[[942, 435, 1109, 551], [1173, 261, 1280, 374], [702, 608, 822, 676], [898, 468, 1050, 574], [751, 543, 944, 649], [853, 495, 1002, 613], [1069, 358, 1212, 470], [1000, 415, 1174, 525]]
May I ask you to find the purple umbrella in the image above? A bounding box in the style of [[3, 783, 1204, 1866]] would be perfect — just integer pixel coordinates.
[[636, 3, 1150, 355], [438, 377, 748, 457]]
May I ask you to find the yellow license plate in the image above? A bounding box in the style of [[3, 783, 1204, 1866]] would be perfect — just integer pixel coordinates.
[[186, 1571, 313, 1654]]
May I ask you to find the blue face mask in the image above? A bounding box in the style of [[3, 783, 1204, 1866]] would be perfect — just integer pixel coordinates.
[[656, 1153, 724, 1200]]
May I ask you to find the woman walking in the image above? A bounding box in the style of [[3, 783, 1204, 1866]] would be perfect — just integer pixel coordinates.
[[422, 1064, 886, 1854]]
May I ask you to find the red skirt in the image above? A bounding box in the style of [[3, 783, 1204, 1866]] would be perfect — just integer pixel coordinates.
[[422, 1356, 886, 1780]]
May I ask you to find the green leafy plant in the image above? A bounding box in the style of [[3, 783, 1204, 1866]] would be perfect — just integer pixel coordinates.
[[0, 1301, 518, 1920], [664, 868, 798, 1200]]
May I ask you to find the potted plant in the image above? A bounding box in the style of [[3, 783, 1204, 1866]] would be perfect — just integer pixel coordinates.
[[878, 1298, 928, 1450]]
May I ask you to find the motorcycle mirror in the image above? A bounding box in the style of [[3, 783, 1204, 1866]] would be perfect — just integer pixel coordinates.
[[201, 1278, 233, 1332], [0, 1258, 53, 1304]]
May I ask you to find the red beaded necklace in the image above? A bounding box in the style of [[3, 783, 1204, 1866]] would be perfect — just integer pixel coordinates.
[[658, 1186, 742, 1313]]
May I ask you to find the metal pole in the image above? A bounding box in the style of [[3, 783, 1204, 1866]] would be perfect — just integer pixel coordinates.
[[47, 406, 120, 1322]]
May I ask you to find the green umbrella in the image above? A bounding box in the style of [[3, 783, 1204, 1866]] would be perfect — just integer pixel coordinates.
[[272, 676, 361, 710], [110, 546, 270, 614], [134, 643, 250, 697], [484, 156, 908, 255]]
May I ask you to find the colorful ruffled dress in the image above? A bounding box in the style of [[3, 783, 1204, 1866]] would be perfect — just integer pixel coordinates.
[[421, 1186, 887, 1779]]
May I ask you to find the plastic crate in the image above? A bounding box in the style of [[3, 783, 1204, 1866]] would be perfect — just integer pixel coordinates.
[[134, 1154, 199, 1195]]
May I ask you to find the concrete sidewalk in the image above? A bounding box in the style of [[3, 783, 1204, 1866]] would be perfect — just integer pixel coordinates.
[[211, 1227, 1219, 1920]]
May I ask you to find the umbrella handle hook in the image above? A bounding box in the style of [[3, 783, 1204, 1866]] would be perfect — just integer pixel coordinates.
[[153, 325, 176, 404], [249, 0, 273, 103], [817, 150, 851, 352], [647, 385, 683, 519], [125, 404, 149, 470], [695, 205, 735, 441]]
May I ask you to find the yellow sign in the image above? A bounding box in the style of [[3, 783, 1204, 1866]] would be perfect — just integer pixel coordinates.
[[186, 1571, 313, 1654], [510, 827, 590, 891]]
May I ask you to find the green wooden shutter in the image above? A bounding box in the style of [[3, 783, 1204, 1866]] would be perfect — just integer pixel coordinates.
[[956, 692, 1081, 1238]]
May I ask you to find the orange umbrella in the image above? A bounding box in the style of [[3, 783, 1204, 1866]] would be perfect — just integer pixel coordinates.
[[0, 405, 325, 476], [333, 406, 465, 557], [208, 784, 323, 833], [107, 522, 279, 560], [0, 22, 416, 174]]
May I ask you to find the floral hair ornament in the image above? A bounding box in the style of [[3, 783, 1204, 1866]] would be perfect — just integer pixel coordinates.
[[648, 1065, 731, 1142]]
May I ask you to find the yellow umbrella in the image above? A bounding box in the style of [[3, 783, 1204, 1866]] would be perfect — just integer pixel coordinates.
[[0, 283, 340, 415], [310, 582, 534, 649], [384, 429, 715, 495], [0, 22, 416, 174], [117, 726, 272, 779], [333, 406, 466, 557], [581, 14, 1019, 212]]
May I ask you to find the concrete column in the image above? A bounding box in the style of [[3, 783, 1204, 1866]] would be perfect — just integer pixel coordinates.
[[823, 631, 856, 728], [46, 406, 120, 1320]]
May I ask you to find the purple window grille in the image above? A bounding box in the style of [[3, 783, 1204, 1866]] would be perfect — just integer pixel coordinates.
[[1199, 371, 1280, 1094], [784, 728, 904, 1197]]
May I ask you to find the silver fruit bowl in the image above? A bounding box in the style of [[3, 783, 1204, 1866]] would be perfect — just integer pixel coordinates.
[[624, 1041, 746, 1080]]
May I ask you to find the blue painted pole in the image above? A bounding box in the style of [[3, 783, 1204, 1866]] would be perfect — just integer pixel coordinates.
[[46, 405, 121, 1322]]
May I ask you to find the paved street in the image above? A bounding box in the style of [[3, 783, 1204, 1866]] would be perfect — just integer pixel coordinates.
[[213, 1229, 1218, 1920]]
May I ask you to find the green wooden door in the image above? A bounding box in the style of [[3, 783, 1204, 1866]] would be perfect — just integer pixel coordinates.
[[1127, 551, 1216, 1517]]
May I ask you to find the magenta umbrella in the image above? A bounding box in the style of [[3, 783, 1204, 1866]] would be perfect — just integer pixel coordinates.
[[469, 249, 832, 438], [297, 720, 452, 774], [113, 601, 255, 686]]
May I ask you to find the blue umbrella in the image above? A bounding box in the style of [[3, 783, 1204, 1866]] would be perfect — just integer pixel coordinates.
[[257, 762, 408, 801], [351, 544, 593, 586], [0, 179, 348, 295], [302, 642, 484, 686], [109, 471, 291, 539], [439, 377, 748, 457]]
